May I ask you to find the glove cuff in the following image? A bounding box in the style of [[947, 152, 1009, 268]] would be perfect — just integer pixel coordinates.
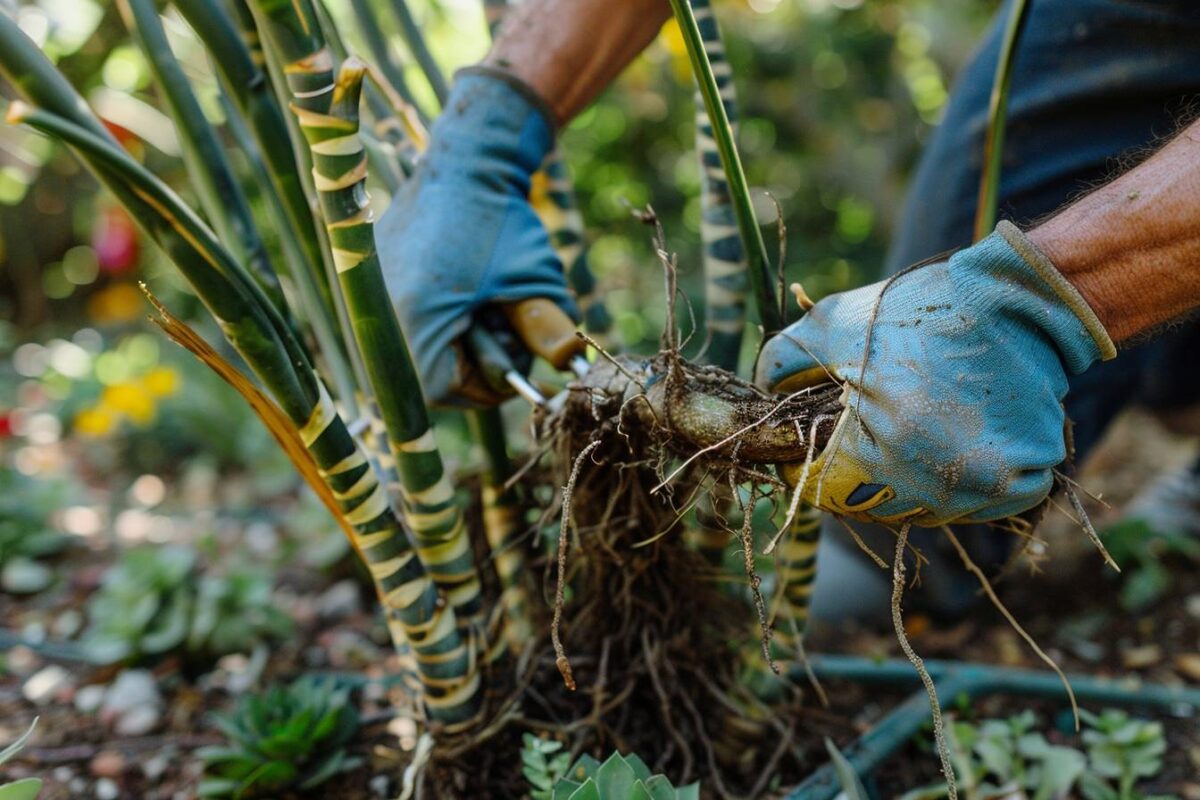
[[993, 220, 1118, 370], [432, 68, 555, 177]]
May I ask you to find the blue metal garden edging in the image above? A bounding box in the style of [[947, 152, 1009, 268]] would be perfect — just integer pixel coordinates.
[[786, 655, 1200, 800]]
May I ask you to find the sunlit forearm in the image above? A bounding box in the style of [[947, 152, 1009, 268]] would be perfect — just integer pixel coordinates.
[[483, 0, 671, 126], [1029, 119, 1200, 343]]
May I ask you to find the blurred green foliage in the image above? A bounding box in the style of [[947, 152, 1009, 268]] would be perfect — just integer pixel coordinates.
[[82, 544, 292, 665]]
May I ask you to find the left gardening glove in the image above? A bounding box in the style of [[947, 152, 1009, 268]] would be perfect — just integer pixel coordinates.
[[377, 68, 578, 407], [755, 221, 1117, 527]]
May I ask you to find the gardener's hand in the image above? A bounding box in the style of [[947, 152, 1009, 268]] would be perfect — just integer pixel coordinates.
[[377, 68, 578, 407], [756, 222, 1117, 526]]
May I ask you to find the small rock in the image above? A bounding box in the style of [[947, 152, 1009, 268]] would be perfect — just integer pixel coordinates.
[[75, 684, 106, 714], [1, 557, 54, 593], [1121, 644, 1163, 669], [317, 579, 362, 620], [52, 609, 84, 639], [95, 777, 119, 800], [142, 751, 171, 781], [89, 750, 125, 779], [6, 645, 39, 676], [68, 777, 86, 795], [244, 521, 278, 556], [1175, 654, 1200, 682], [52, 766, 74, 783], [103, 670, 161, 717], [370, 775, 391, 797], [20, 621, 46, 646], [1187, 594, 1200, 620], [114, 703, 162, 736], [23, 664, 72, 705]]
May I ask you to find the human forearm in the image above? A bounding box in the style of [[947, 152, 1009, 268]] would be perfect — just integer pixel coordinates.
[[483, 0, 671, 126], [1029, 119, 1200, 343]]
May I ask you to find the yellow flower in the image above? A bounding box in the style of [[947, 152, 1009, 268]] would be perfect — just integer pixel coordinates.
[[142, 366, 180, 398], [102, 382, 156, 426], [85, 282, 144, 324], [75, 406, 118, 438]]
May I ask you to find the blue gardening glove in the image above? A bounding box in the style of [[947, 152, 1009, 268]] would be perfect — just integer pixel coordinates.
[[377, 68, 578, 407], [756, 221, 1117, 527]]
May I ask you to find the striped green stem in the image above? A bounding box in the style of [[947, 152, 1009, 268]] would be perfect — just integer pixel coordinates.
[[172, 0, 357, 407], [468, 407, 532, 654], [265, 14, 484, 629], [690, 0, 748, 372], [0, 22, 478, 722], [771, 504, 820, 657], [973, 0, 1031, 242], [667, 0, 780, 339]]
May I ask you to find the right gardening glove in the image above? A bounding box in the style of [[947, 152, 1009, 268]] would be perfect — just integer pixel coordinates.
[[755, 221, 1117, 527]]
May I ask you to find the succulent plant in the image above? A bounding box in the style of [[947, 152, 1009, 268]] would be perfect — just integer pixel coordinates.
[[0, 467, 70, 594], [532, 748, 699, 800], [81, 545, 290, 664], [197, 677, 361, 798]]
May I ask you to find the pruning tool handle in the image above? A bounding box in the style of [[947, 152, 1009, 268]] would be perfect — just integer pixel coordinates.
[[503, 298, 586, 372]]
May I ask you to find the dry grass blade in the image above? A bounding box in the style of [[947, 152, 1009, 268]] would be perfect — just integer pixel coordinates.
[[941, 525, 1080, 730], [892, 524, 957, 800]]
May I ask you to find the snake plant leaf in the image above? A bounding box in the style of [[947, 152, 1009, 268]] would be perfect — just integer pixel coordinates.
[[0, 779, 43, 800]]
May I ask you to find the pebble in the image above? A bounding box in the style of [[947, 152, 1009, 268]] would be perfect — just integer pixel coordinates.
[[89, 750, 125, 779], [1175, 653, 1200, 682], [142, 751, 171, 781], [317, 579, 362, 620], [370, 775, 391, 797], [52, 609, 84, 639], [6, 646, 39, 676], [244, 521, 279, 557], [103, 670, 161, 716], [52, 766, 74, 783], [95, 777, 119, 800], [114, 703, 162, 736], [1120, 644, 1163, 669], [103, 669, 164, 735], [23, 664, 72, 705], [75, 684, 107, 714], [1188, 594, 1200, 621], [1, 558, 54, 593]]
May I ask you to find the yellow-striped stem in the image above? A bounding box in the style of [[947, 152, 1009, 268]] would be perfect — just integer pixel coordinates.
[[770, 504, 820, 659], [468, 407, 533, 655], [690, 0, 749, 373], [274, 33, 484, 630]]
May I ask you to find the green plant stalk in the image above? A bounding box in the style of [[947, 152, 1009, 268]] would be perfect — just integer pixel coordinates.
[[216, 85, 360, 408], [0, 23, 480, 721], [973, 0, 1030, 242], [771, 504, 820, 654], [689, 0, 749, 373], [668, 0, 780, 338], [173, 0, 357, 405], [385, 0, 449, 106], [260, 1, 485, 631], [120, 0, 282, 313], [468, 406, 532, 654]]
